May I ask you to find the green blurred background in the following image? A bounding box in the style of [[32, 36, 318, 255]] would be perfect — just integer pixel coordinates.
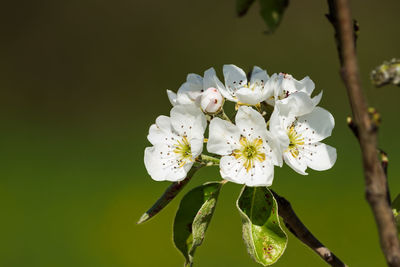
[[1, 0, 399, 266]]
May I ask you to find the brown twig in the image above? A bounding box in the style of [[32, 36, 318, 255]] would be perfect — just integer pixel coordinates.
[[272, 190, 347, 267], [327, 0, 400, 265], [379, 149, 391, 205], [347, 116, 391, 205]]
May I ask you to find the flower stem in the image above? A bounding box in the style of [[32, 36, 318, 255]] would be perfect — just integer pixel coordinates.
[[200, 154, 220, 166], [214, 109, 232, 122], [221, 111, 232, 122]]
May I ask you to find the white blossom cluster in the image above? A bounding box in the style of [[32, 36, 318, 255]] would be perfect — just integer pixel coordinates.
[[144, 65, 336, 187]]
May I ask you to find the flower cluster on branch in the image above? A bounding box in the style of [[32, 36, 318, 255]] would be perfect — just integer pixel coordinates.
[[144, 65, 337, 186]]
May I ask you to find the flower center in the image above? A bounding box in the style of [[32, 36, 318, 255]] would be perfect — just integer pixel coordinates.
[[173, 136, 193, 167], [232, 137, 266, 172], [286, 125, 304, 158]]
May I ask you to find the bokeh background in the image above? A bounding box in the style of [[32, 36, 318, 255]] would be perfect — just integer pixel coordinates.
[[1, 0, 400, 266]]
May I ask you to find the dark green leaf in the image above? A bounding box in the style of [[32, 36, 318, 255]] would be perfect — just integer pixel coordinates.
[[259, 0, 289, 33], [137, 167, 199, 224], [236, 0, 256, 17], [237, 186, 287, 266], [173, 181, 223, 266]]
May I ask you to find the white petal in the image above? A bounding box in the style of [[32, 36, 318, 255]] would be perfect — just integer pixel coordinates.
[[170, 104, 207, 139], [177, 80, 203, 104], [204, 67, 234, 102], [303, 142, 337, 171], [147, 115, 173, 145], [176, 88, 195, 105], [250, 66, 274, 105], [186, 73, 203, 85], [207, 118, 241, 155], [280, 74, 298, 95], [223, 64, 247, 95], [264, 73, 280, 106], [312, 91, 323, 106], [250, 66, 269, 85], [298, 76, 315, 95], [283, 152, 308, 175], [250, 66, 271, 102], [235, 87, 263, 105], [268, 107, 290, 155], [282, 75, 315, 96], [190, 138, 204, 159], [244, 161, 274, 187], [296, 107, 335, 143], [275, 91, 315, 117], [235, 106, 267, 139], [219, 156, 247, 184], [203, 68, 220, 90], [273, 74, 315, 99], [264, 131, 284, 167], [219, 156, 274, 187], [166, 90, 177, 106], [144, 145, 190, 182]]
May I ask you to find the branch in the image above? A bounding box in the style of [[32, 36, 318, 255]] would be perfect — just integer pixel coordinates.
[[272, 190, 347, 267], [327, 0, 400, 265], [347, 115, 391, 205]]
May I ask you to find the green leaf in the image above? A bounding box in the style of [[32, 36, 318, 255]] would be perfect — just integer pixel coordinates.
[[259, 0, 289, 33], [392, 194, 400, 235], [173, 181, 223, 266], [236, 0, 256, 16], [237, 186, 287, 266], [137, 167, 199, 224]]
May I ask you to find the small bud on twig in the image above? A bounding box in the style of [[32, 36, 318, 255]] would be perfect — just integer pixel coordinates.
[[371, 58, 400, 88], [368, 107, 381, 128]]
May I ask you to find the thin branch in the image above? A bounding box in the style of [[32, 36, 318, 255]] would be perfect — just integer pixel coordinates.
[[272, 190, 347, 267], [379, 149, 391, 205], [327, 0, 400, 265], [347, 116, 391, 205]]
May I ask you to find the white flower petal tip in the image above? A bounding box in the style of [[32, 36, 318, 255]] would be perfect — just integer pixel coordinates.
[[166, 90, 177, 106], [207, 106, 280, 187], [265, 73, 319, 115], [166, 67, 229, 111], [144, 104, 206, 182], [312, 90, 323, 106], [221, 65, 271, 105], [200, 87, 224, 114], [269, 105, 336, 175]]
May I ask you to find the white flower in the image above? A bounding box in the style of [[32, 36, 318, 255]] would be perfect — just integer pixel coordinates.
[[269, 106, 337, 175], [144, 104, 207, 181], [219, 64, 272, 105], [166, 68, 225, 108], [207, 106, 281, 186], [266, 73, 323, 117], [200, 87, 224, 114]]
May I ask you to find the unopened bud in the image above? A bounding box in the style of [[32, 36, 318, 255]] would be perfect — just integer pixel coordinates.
[[200, 87, 224, 114]]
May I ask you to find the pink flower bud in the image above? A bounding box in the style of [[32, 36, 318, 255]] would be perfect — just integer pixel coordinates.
[[200, 87, 224, 114]]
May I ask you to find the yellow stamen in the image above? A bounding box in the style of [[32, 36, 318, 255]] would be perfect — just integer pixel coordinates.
[[232, 137, 266, 172], [173, 136, 193, 167], [286, 126, 304, 158]]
